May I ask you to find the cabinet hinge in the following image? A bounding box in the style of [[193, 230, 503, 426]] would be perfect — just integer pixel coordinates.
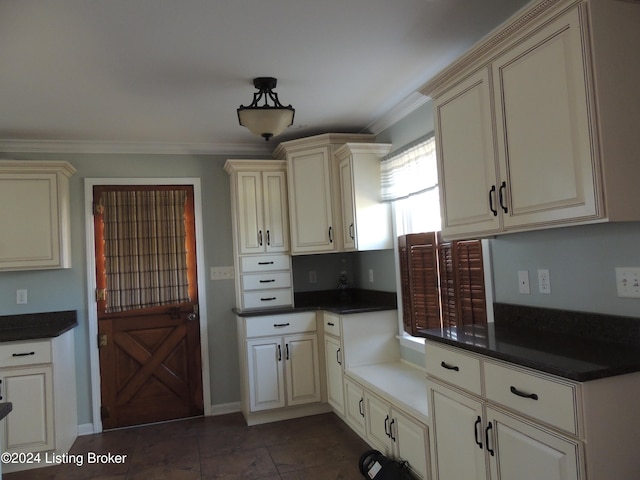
[[93, 200, 105, 215], [100, 405, 110, 420], [98, 334, 108, 348], [96, 288, 106, 302]]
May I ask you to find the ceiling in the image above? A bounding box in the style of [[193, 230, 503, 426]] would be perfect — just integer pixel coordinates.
[[0, 0, 531, 155]]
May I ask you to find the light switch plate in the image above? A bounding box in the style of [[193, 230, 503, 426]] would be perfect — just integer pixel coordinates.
[[517, 270, 530, 294], [210, 266, 234, 281], [615, 267, 640, 298]]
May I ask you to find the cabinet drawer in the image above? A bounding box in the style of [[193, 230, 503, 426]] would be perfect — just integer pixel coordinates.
[[484, 361, 579, 435], [241, 255, 290, 273], [425, 342, 482, 395], [242, 272, 291, 291], [245, 312, 317, 337], [323, 312, 341, 337], [242, 289, 293, 310], [0, 339, 52, 367]]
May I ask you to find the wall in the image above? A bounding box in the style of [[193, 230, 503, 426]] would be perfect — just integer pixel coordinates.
[[0, 151, 249, 427], [491, 222, 640, 318]]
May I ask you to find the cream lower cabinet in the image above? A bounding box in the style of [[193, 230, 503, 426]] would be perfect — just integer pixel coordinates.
[[343, 377, 366, 438], [364, 390, 430, 480], [238, 312, 328, 425], [428, 380, 580, 480], [0, 331, 78, 474], [324, 334, 344, 415], [427, 340, 640, 480], [247, 333, 321, 411]]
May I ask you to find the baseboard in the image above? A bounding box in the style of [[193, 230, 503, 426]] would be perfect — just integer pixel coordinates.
[[77, 423, 95, 436], [209, 402, 241, 416], [76, 403, 241, 437]]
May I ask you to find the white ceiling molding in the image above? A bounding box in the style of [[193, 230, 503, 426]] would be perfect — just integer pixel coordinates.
[[0, 139, 273, 156], [367, 92, 430, 135]]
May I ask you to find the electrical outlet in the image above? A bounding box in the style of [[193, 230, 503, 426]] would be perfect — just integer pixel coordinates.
[[517, 270, 530, 294], [16, 289, 28, 304], [615, 267, 640, 298], [309, 270, 317, 283], [368, 269, 374, 283], [538, 269, 551, 294]]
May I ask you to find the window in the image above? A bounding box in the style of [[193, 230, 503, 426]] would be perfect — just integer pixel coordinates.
[[382, 135, 487, 336]]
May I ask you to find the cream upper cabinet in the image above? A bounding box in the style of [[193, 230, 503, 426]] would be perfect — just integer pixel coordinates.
[[287, 146, 337, 254], [335, 143, 393, 252], [225, 160, 289, 255], [424, 0, 640, 239], [273, 133, 376, 255], [0, 161, 75, 271], [435, 69, 501, 237]]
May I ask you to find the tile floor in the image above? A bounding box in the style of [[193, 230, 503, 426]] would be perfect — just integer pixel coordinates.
[[4, 412, 371, 479]]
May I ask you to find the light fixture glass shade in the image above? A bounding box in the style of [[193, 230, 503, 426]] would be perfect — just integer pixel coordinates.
[[237, 77, 295, 141], [238, 107, 295, 141]]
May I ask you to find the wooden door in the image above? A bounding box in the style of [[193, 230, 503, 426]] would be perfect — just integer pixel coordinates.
[[236, 172, 265, 255], [93, 185, 203, 429]]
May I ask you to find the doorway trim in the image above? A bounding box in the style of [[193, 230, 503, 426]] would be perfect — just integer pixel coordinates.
[[84, 177, 212, 433]]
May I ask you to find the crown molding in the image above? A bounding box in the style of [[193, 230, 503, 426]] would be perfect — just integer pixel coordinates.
[[366, 91, 430, 135], [0, 139, 273, 156]]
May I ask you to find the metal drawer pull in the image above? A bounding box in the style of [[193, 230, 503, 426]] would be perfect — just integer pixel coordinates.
[[510, 386, 539, 400], [260, 297, 277, 301], [359, 398, 364, 417], [440, 361, 460, 371], [259, 279, 275, 283], [273, 323, 290, 328], [474, 415, 483, 449], [327, 322, 335, 326], [12, 352, 35, 357], [258, 261, 274, 265], [336, 348, 342, 366], [486, 422, 495, 456]]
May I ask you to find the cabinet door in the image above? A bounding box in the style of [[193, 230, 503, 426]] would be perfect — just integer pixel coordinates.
[[393, 408, 429, 480], [287, 147, 336, 254], [0, 174, 64, 270], [435, 68, 501, 238], [262, 171, 289, 253], [285, 334, 321, 406], [339, 156, 356, 251], [236, 172, 266, 255], [324, 335, 344, 414], [246, 338, 285, 411], [365, 392, 393, 456], [2, 366, 54, 453], [493, 7, 598, 229], [344, 377, 366, 438], [487, 407, 581, 480], [429, 382, 487, 480]]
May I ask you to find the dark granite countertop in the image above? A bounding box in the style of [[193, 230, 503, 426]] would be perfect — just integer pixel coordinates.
[[420, 303, 640, 382], [0, 310, 78, 342], [233, 289, 397, 317], [0, 402, 12, 421]]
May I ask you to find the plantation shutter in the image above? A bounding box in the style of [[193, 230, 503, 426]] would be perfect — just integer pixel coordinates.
[[398, 233, 440, 335], [399, 233, 487, 334]]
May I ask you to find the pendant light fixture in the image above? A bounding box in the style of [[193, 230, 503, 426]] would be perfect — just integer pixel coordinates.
[[237, 77, 295, 141]]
